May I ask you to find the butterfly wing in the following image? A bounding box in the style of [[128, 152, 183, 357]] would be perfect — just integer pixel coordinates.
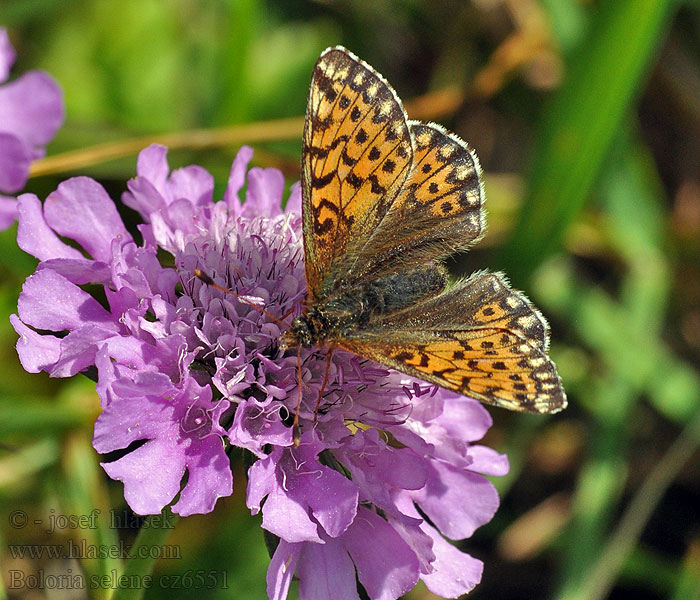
[[340, 329, 565, 413], [347, 122, 486, 281], [376, 271, 550, 351], [302, 48, 488, 297], [302, 46, 414, 301], [339, 272, 566, 413]]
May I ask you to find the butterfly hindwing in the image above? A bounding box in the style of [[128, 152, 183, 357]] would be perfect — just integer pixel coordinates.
[[302, 46, 414, 301], [375, 271, 550, 351], [338, 271, 566, 413], [340, 327, 565, 413]]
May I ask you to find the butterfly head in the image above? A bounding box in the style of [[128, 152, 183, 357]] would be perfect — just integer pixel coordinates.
[[279, 314, 315, 350], [279, 306, 334, 350]]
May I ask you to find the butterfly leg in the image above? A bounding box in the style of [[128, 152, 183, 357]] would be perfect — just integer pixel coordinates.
[[313, 345, 335, 424], [292, 346, 304, 446]]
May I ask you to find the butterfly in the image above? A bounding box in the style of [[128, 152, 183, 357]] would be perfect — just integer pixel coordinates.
[[278, 46, 567, 417]]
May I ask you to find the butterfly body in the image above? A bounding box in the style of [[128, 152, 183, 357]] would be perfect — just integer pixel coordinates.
[[281, 265, 448, 348], [283, 45, 567, 415]]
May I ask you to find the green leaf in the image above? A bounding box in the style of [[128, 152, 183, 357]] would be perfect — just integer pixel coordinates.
[[500, 0, 678, 279]]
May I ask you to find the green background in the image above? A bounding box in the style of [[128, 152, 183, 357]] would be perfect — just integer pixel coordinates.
[[1, 1, 699, 599]]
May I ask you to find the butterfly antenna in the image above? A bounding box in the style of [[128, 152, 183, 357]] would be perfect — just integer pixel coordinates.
[[194, 269, 289, 328], [292, 346, 336, 445], [279, 306, 298, 322]]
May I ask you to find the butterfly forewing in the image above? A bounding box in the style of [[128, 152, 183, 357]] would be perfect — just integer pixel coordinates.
[[350, 123, 486, 280], [302, 46, 413, 300]]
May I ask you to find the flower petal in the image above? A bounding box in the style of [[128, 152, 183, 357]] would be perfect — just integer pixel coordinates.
[[413, 460, 500, 540], [92, 383, 174, 453], [285, 441, 358, 539], [267, 540, 300, 600], [0, 194, 17, 230], [171, 434, 233, 516], [0, 29, 16, 82], [11, 314, 61, 373], [136, 144, 170, 197], [0, 70, 64, 146], [420, 521, 483, 598], [0, 132, 30, 194], [244, 167, 284, 218], [101, 439, 185, 515], [260, 487, 323, 544], [440, 396, 493, 443], [297, 537, 360, 600], [228, 398, 293, 457], [18, 269, 116, 332], [17, 193, 84, 260], [50, 324, 117, 377], [468, 445, 510, 477], [170, 166, 214, 207], [285, 181, 301, 214], [44, 177, 130, 262], [38, 259, 112, 285], [248, 440, 359, 543], [223, 145, 254, 210], [344, 507, 420, 600]]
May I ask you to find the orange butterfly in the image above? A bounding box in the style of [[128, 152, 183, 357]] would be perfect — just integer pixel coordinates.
[[276, 46, 567, 418]]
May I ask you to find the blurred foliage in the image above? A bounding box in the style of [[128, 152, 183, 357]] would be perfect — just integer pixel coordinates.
[[2, 1, 700, 599]]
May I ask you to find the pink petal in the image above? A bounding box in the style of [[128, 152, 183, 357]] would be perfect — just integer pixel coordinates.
[[244, 167, 284, 218], [171, 434, 233, 516], [136, 144, 170, 195], [18, 269, 116, 332], [37, 259, 112, 285], [17, 193, 84, 260], [0, 29, 16, 82], [414, 461, 500, 540], [10, 314, 61, 373], [267, 540, 300, 600], [260, 487, 323, 543], [0, 194, 17, 230], [44, 177, 130, 262], [420, 522, 483, 598], [223, 145, 254, 210], [345, 508, 420, 600], [469, 445, 510, 477], [297, 537, 360, 600], [50, 325, 117, 377], [170, 165, 214, 207], [0, 70, 64, 146], [0, 132, 30, 193], [285, 181, 301, 213], [101, 439, 185, 515]]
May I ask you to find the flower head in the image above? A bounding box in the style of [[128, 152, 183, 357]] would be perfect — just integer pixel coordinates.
[[0, 28, 64, 228], [13, 145, 508, 599]]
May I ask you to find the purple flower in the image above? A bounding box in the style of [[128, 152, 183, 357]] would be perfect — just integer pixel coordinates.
[[0, 28, 64, 228], [12, 144, 508, 598]]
